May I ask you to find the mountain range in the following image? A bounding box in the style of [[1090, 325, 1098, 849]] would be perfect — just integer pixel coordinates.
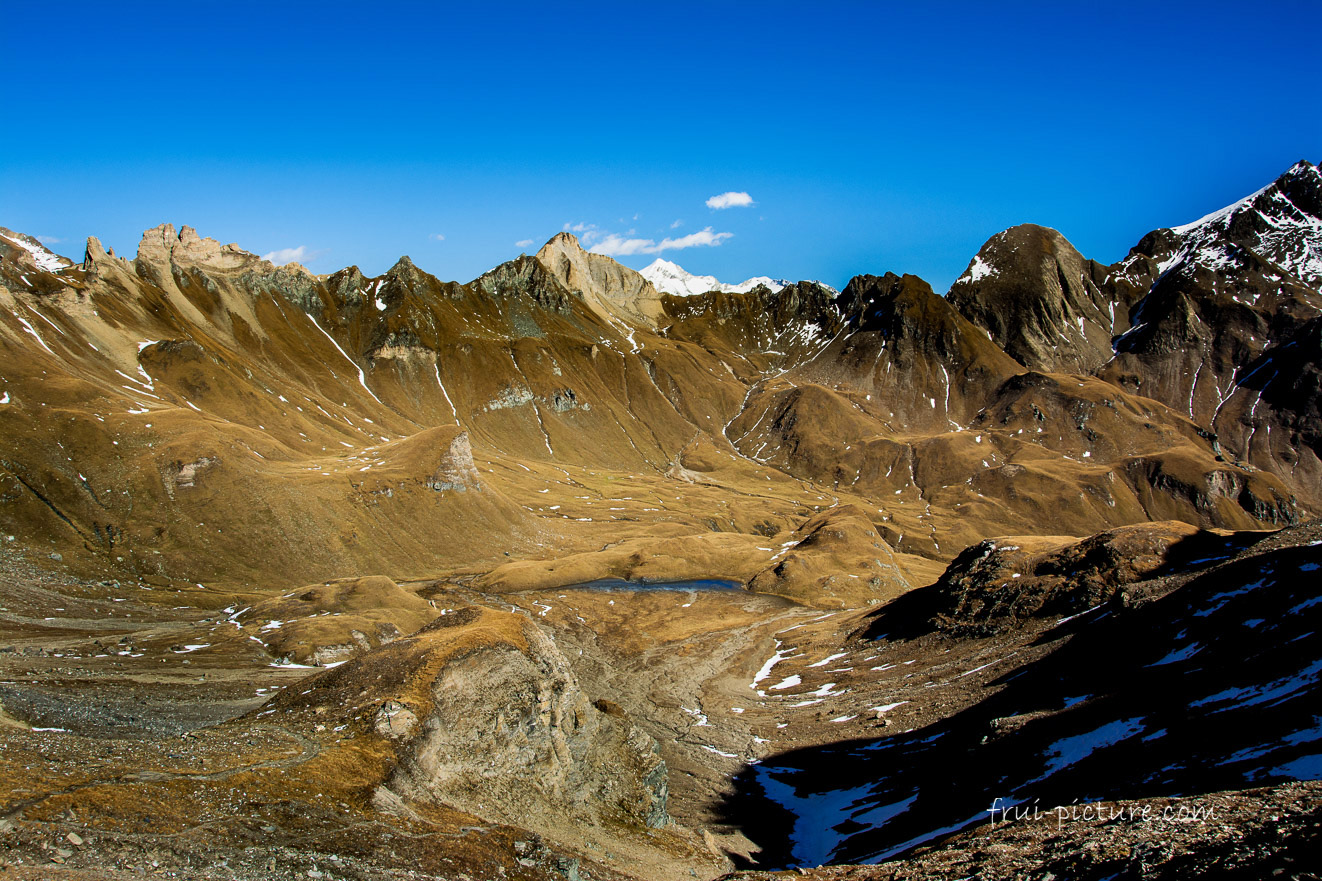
[[3, 163, 1318, 593], [0, 160, 1319, 880]]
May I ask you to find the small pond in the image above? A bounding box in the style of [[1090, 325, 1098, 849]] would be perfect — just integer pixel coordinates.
[[560, 578, 742, 592]]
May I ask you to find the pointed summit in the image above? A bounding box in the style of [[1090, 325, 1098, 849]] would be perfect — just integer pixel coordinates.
[[946, 224, 1127, 374], [534, 231, 663, 327], [386, 254, 418, 274], [1159, 159, 1322, 286], [383, 253, 445, 298], [83, 235, 111, 267], [543, 231, 581, 250]]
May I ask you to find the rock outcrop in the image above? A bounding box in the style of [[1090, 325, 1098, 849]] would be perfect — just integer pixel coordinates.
[[276, 606, 671, 836], [134, 223, 260, 273], [387, 609, 670, 832], [926, 521, 1202, 635], [426, 430, 482, 492]]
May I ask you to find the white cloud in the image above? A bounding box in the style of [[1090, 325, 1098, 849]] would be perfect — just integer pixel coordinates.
[[589, 226, 733, 257], [561, 222, 604, 245], [588, 235, 656, 256], [670, 219, 684, 229], [661, 227, 735, 249], [262, 245, 310, 264], [430, 233, 445, 241], [515, 239, 535, 248], [706, 191, 754, 210], [36, 235, 62, 245]]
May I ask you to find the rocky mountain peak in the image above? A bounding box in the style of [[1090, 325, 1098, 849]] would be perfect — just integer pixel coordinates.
[[534, 231, 663, 327], [1159, 159, 1322, 287], [945, 223, 1129, 374], [1094, 161, 1322, 509], [787, 272, 1024, 434], [837, 272, 1020, 370], [330, 264, 368, 287], [1279, 159, 1322, 215], [82, 235, 112, 266], [385, 254, 433, 286], [375, 253, 455, 309], [544, 231, 581, 249], [134, 222, 259, 273]]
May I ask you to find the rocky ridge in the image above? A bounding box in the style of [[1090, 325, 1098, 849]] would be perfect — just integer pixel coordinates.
[[2, 179, 1316, 591], [1, 161, 1320, 880], [945, 161, 1322, 509]]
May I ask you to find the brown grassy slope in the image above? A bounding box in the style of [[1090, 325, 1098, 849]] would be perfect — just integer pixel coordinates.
[[747, 504, 912, 608], [0, 223, 1308, 610]]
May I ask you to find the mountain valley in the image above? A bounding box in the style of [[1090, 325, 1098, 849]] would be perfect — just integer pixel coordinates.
[[1, 161, 1320, 880]]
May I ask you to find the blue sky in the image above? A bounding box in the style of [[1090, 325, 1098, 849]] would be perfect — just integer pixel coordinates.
[[3, 1, 1318, 292]]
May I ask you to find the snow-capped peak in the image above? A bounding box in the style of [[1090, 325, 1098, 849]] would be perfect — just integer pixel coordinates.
[[1168, 182, 1275, 236], [0, 228, 72, 273], [640, 258, 789, 297], [1163, 161, 1322, 287]]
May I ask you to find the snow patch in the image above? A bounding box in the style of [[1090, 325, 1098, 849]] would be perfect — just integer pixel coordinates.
[[964, 253, 996, 283], [0, 231, 68, 272]]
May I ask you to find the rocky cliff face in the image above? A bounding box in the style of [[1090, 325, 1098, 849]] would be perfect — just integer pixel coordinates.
[[233, 602, 691, 876], [1098, 160, 1322, 506], [385, 610, 671, 834]]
